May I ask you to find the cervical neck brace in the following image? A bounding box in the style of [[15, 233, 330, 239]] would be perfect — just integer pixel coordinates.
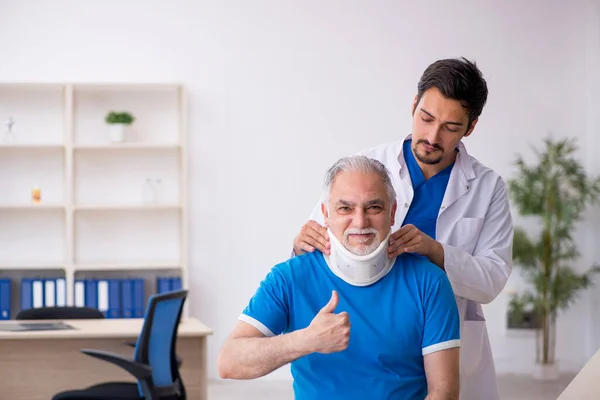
[[324, 228, 396, 287]]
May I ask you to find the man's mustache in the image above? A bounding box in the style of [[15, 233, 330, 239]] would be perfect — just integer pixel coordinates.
[[417, 139, 443, 150]]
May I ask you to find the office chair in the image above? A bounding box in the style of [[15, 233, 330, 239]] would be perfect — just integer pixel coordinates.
[[52, 289, 188, 400], [16, 306, 105, 320]]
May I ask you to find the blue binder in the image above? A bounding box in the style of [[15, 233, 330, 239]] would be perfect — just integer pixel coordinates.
[[121, 280, 134, 318], [107, 279, 121, 319], [170, 277, 182, 291], [21, 278, 33, 310], [133, 279, 144, 318], [85, 280, 98, 309], [157, 277, 171, 294], [0, 279, 11, 320]]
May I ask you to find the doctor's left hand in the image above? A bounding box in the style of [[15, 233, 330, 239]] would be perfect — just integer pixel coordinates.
[[388, 224, 437, 258]]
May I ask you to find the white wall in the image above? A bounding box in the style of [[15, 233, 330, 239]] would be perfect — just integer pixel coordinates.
[[1, 0, 599, 379]]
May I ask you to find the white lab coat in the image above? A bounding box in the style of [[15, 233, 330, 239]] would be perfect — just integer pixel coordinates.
[[308, 136, 513, 400]]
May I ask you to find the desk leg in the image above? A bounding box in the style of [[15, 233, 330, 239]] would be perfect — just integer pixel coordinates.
[[177, 336, 208, 400]]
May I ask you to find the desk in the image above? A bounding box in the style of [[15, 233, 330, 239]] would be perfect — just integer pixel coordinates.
[[557, 347, 600, 399], [0, 318, 213, 400]]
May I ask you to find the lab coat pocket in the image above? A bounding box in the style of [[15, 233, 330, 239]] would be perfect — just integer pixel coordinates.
[[454, 217, 484, 254], [461, 319, 485, 378]]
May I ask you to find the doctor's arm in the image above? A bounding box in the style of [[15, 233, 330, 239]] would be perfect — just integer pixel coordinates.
[[441, 179, 513, 304]]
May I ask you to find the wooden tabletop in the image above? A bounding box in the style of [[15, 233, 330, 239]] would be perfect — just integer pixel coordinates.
[[0, 317, 213, 340]]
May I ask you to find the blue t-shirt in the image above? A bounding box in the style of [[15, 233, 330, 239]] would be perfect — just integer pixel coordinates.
[[240, 251, 460, 400], [402, 139, 454, 239]]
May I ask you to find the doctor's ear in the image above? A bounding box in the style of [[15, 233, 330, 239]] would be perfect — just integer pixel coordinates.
[[390, 201, 397, 226]]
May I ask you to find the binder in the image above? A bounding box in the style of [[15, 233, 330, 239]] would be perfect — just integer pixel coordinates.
[[0, 279, 10, 320], [97, 280, 109, 316], [56, 278, 66, 307], [133, 279, 144, 318], [121, 279, 134, 318], [85, 279, 98, 309], [32, 280, 44, 309], [107, 279, 121, 319], [157, 277, 171, 294], [170, 277, 182, 291], [44, 279, 56, 307], [74, 280, 85, 307], [21, 278, 33, 310]]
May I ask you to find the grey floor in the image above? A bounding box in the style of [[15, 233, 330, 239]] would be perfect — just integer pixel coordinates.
[[208, 374, 576, 400]]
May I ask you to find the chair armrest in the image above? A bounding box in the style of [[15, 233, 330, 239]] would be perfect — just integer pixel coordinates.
[[81, 349, 153, 380], [123, 341, 183, 368]]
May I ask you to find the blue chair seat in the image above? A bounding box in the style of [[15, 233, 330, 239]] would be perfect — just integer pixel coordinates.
[[52, 290, 188, 400]]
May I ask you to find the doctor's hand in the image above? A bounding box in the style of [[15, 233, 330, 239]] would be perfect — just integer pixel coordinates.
[[293, 220, 330, 256], [301, 290, 350, 354], [388, 224, 443, 260]]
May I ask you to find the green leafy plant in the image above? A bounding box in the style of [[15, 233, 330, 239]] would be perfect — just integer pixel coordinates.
[[508, 137, 600, 365], [105, 111, 135, 124]]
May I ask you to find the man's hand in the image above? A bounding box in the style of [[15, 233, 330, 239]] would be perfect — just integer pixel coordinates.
[[388, 224, 445, 268], [301, 290, 350, 354], [293, 220, 330, 255]]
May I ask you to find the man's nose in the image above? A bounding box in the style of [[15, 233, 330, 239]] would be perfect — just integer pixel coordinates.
[[425, 125, 442, 144], [353, 210, 369, 228]]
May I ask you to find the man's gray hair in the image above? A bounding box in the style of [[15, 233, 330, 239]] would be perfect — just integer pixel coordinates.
[[322, 155, 397, 206]]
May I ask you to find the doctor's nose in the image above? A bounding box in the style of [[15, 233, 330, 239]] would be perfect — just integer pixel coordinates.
[[425, 126, 442, 144]]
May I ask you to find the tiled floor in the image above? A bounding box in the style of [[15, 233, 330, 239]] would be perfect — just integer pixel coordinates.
[[208, 374, 576, 399]]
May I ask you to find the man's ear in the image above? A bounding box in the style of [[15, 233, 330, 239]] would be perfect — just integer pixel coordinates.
[[321, 202, 329, 226], [463, 118, 478, 138], [390, 200, 398, 227], [411, 95, 419, 116]]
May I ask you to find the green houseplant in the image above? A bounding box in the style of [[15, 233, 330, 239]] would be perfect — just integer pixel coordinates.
[[507, 137, 600, 380], [105, 111, 135, 142]]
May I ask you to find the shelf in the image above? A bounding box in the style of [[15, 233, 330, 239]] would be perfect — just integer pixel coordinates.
[[0, 204, 65, 211], [0, 144, 64, 150], [74, 204, 181, 211], [0, 262, 65, 270], [73, 143, 180, 150], [75, 262, 181, 271]]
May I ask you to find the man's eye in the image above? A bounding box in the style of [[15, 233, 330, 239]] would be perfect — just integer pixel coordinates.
[[338, 207, 351, 212], [446, 125, 458, 133], [367, 206, 382, 212], [421, 116, 433, 123]]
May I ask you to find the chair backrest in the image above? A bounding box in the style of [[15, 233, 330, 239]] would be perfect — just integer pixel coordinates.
[[15, 306, 105, 320], [133, 289, 188, 399]]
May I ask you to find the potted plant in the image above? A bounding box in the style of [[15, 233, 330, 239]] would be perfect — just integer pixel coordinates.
[[508, 137, 600, 380], [105, 111, 135, 142]]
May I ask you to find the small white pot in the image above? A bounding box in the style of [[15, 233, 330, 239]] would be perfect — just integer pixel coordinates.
[[108, 123, 126, 142], [532, 362, 560, 381]]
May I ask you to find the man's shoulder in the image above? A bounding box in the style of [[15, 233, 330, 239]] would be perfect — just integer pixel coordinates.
[[460, 144, 507, 188], [395, 254, 448, 283], [276, 251, 326, 277]]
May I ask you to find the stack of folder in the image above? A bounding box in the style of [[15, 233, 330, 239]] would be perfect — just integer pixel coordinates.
[[0, 278, 10, 320], [19, 276, 182, 319]]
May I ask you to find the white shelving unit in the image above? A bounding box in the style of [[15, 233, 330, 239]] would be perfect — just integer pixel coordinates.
[[0, 82, 188, 316]]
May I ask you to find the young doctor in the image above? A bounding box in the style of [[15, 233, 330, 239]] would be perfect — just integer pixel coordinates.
[[293, 57, 513, 400]]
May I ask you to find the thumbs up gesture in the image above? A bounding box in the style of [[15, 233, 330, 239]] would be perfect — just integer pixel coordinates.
[[304, 290, 351, 354]]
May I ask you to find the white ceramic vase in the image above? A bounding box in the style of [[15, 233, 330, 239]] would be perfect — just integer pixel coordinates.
[[108, 123, 126, 142]]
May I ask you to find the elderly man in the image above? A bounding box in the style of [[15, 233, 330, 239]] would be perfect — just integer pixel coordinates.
[[218, 156, 461, 400]]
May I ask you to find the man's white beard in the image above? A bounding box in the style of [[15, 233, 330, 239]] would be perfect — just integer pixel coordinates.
[[343, 227, 381, 256], [325, 228, 396, 287]]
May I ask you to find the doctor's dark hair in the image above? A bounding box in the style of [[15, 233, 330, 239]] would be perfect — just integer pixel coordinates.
[[322, 155, 397, 207], [416, 57, 488, 127]]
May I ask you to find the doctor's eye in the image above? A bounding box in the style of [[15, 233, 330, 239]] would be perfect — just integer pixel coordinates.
[[421, 115, 433, 123]]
